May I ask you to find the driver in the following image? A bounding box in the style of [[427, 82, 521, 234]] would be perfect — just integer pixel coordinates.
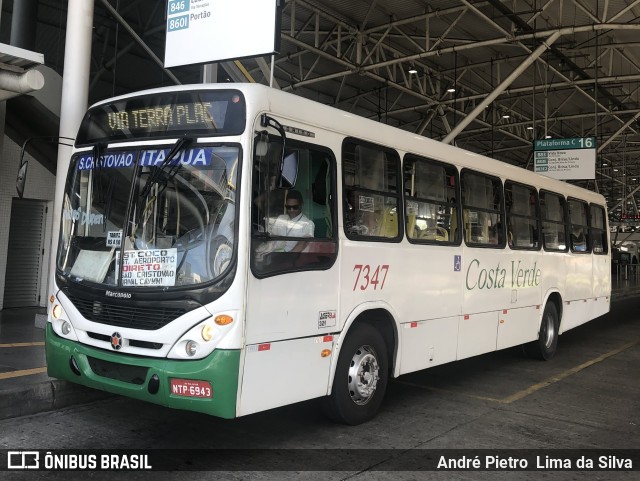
[[269, 190, 314, 252]]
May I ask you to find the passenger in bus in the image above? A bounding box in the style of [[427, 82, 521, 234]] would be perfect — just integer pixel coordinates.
[[269, 190, 315, 252], [572, 230, 587, 251]]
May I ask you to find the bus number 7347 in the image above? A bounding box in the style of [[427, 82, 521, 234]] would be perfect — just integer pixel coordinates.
[[353, 264, 390, 291]]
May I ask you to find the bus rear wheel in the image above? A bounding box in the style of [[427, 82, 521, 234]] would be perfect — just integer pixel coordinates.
[[322, 323, 388, 425], [524, 302, 559, 360]]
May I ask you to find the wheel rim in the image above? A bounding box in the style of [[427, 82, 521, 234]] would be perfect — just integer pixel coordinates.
[[347, 345, 380, 405], [543, 311, 556, 349]]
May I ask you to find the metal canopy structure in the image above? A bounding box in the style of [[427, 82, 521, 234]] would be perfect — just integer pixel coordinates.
[[0, 42, 43, 101], [2, 0, 640, 223]]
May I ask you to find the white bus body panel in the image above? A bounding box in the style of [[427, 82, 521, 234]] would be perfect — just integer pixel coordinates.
[[399, 316, 459, 373], [457, 310, 498, 360], [496, 305, 541, 350], [238, 335, 334, 416]]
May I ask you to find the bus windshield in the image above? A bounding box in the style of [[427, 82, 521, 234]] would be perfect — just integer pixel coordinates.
[[57, 144, 240, 289]]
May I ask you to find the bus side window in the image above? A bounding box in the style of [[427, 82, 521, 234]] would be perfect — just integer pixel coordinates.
[[540, 191, 568, 251], [568, 199, 590, 253], [461, 170, 504, 247], [311, 156, 332, 238], [403, 154, 459, 244], [505, 181, 540, 250], [590, 204, 608, 254], [251, 137, 338, 278], [342, 139, 401, 241]]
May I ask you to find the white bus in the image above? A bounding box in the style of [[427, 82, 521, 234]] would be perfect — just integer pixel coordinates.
[[46, 84, 610, 425]]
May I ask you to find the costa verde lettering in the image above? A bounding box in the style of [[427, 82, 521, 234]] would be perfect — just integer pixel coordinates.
[[466, 259, 541, 290]]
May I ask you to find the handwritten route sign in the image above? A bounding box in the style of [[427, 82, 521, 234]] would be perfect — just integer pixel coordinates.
[[121, 249, 177, 287]]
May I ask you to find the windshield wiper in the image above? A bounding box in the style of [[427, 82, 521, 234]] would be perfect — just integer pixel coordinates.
[[91, 142, 108, 231], [131, 136, 193, 240], [138, 136, 193, 201], [93, 143, 103, 169]]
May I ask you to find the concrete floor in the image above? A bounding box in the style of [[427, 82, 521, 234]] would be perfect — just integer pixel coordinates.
[[0, 296, 637, 479]]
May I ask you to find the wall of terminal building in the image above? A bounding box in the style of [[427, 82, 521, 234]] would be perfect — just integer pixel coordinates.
[[0, 135, 54, 310]]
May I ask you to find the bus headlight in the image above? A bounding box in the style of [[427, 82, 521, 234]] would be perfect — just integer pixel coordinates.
[[201, 323, 214, 342], [49, 302, 79, 341], [168, 310, 238, 360], [61, 321, 72, 335], [185, 340, 199, 357]]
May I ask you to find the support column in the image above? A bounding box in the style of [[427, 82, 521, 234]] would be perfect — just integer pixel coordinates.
[[0, 0, 5, 159], [9, 0, 39, 50], [202, 64, 218, 83], [49, 0, 95, 296]]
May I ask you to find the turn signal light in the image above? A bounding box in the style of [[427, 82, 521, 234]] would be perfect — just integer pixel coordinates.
[[214, 315, 233, 326], [52, 304, 62, 319], [321, 349, 332, 358], [49, 295, 55, 304]]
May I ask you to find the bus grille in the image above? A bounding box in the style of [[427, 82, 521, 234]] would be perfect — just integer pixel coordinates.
[[66, 294, 186, 330], [86, 332, 163, 350], [87, 357, 148, 385]]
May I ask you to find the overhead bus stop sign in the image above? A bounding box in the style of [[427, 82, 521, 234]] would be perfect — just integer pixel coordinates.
[[533, 137, 596, 180], [164, 0, 281, 68]]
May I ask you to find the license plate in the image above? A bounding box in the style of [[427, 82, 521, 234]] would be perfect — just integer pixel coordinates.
[[170, 379, 213, 398]]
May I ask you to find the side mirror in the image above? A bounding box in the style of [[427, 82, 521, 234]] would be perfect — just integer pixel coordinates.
[[16, 160, 28, 199], [280, 151, 298, 188], [14, 136, 76, 199]]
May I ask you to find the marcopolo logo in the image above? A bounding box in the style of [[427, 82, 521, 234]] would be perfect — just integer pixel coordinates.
[[105, 290, 131, 299], [110, 332, 123, 351]]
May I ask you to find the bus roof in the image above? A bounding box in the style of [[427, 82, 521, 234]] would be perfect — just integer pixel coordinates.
[[88, 83, 606, 206]]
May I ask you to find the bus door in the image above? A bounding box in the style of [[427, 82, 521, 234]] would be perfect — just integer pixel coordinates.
[[241, 133, 339, 415], [459, 171, 511, 359]]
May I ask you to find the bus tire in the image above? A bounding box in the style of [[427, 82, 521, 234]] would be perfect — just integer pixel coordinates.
[[322, 323, 388, 425], [524, 302, 559, 360]]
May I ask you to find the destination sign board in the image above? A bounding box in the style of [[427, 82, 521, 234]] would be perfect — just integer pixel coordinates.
[[164, 0, 281, 68], [533, 137, 596, 180], [76, 91, 245, 146]]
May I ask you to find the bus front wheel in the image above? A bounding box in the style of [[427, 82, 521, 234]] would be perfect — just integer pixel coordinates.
[[322, 323, 388, 425], [524, 302, 559, 360]]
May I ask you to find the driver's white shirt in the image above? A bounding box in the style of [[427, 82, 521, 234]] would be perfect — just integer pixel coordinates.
[[269, 213, 315, 251]]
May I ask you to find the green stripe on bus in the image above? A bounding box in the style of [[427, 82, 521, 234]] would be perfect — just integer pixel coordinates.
[[45, 324, 240, 419]]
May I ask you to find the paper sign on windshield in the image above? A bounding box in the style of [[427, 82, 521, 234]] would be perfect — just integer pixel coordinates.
[[121, 249, 177, 287]]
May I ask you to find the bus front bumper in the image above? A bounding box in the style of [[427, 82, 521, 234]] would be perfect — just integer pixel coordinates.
[[45, 323, 240, 419]]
